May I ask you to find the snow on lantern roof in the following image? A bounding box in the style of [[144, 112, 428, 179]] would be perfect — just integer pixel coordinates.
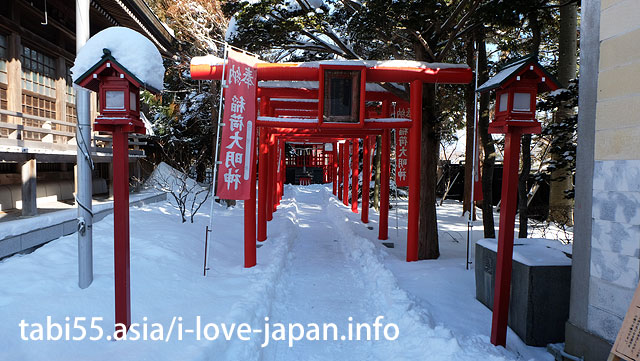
[[476, 55, 560, 93], [71, 27, 165, 92]]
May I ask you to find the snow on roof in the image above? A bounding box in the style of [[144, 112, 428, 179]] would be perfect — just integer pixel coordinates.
[[475, 59, 526, 93], [258, 80, 392, 92], [297, 59, 469, 69], [71, 27, 165, 91], [477, 238, 572, 266], [258, 116, 319, 123], [270, 98, 318, 103], [364, 118, 410, 123], [191, 54, 225, 66]]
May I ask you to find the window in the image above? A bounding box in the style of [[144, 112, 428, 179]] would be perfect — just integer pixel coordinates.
[[323, 69, 360, 123], [0, 87, 7, 132], [130, 91, 137, 111], [22, 93, 56, 141], [65, 64, 75, 104], [513, 92, 531, 111], [498, 92, 508, 112], [105, 90, 125, 109], [0, 34, 7, 84], [21, 45, 56, 98], [65, 64, 77, 126]]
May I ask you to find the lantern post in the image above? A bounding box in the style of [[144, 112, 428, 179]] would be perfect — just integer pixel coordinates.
[[476, 55, 561, 347], [74, 49, 156, 333]]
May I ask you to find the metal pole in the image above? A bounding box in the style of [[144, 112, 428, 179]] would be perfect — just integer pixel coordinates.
[[76, 0, 93, 289], [467, 44, 480, 270], [205, 43, 228, 275]]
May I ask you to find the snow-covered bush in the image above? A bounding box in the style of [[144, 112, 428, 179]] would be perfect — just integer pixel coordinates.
[[147, 162, 210, 223]]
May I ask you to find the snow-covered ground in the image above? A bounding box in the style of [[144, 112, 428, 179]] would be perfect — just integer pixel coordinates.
[[0, 184, 559, 360]]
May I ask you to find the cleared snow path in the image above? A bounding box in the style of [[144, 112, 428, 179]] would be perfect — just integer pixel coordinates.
[[261, 186, 381, 360], [261, 185, 515, 361]]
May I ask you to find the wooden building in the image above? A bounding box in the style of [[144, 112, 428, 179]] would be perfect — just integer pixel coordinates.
[[0, 0, 173, 215]]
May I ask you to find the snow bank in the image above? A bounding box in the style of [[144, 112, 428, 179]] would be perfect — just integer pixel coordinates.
[[323, 188, 513, 361], [0, 186, 302, 361], [71, 27, 164, 91]]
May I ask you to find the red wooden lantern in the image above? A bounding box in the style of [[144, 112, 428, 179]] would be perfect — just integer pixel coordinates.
[[477, 55, 560, 134], [74, 48, 160, 334], [75, 49, 159, 133], [477, 55, 561, 347]]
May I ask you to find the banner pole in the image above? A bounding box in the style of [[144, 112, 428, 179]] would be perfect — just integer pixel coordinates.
[[205, 43, 229, 276]]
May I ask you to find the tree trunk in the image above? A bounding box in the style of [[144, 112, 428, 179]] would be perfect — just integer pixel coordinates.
[[476, 28, 496, 239], [373, 135, 381, 211], [463, 38, 475, 218], [548, 1, 577, 225], [518, 134, 531, 238], [418, 83, 440, 260]]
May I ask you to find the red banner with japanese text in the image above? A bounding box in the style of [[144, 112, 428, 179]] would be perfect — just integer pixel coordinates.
[[216, 49, 258, 200], [395, 128, 409, 187]]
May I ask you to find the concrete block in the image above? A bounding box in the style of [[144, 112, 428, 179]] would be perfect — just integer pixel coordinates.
[[0, 185, 14, 211], [36, 183, 47, 198], [565, 320, 613, 361], [59, 181, 74, 201], [20, 225, 63, 250], [0, 236, 21, 258], [475, 243, 572, 346], [62, 219, 77, 236], [92, 178, 108, 195], [44, 182, 61, 199]]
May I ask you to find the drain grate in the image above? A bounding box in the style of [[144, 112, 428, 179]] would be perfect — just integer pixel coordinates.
[[382, 242, 394, 248], [367, 226, 374, 230]]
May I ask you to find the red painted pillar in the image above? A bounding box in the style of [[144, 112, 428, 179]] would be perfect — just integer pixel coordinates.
[[379, 130, 390, 240], [407, 80, 422, 262], [267, 134, 276, 218], [490, 128, 523, 347], [275, 139, 281, 206], [338, 142, 343, 201], [279, 140, 285, 202], [342, 141, 349, 206], [361, 136, 371, 223], [244, 125, 257, 268], [333, 142, 338, 195], [112, 128, 131, 332], [258, 128, 268, 242], [351, 139, 359, 213]]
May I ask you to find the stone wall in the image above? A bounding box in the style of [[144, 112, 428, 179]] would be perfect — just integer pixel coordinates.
[[588, 0, 640, 343]]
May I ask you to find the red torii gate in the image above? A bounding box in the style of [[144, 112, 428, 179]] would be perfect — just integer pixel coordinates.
[[191, 59, 471, 267]]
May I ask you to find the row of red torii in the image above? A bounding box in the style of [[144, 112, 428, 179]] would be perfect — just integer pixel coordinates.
[[190, 59, 473, 267]]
